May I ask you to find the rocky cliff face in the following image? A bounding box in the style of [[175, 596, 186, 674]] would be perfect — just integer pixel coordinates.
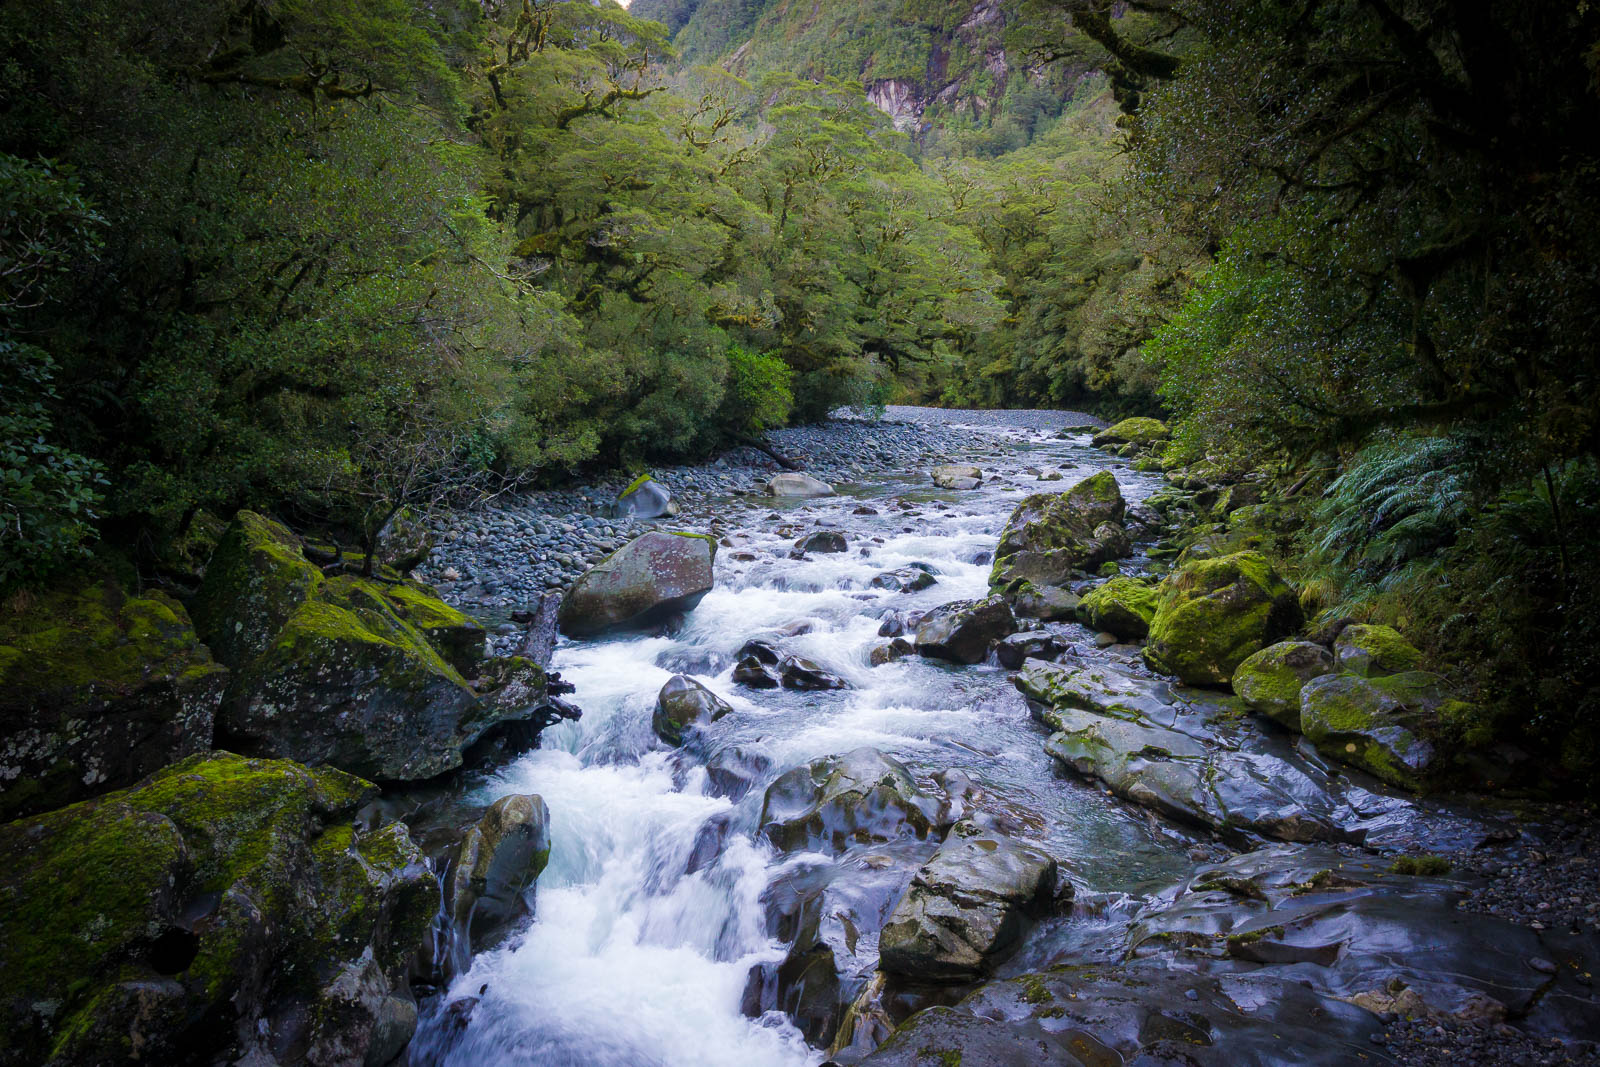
[[632, 0, 1085, 139]]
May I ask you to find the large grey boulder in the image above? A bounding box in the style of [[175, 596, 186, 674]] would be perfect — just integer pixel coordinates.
[[878, 824, 1060, 981], [768, 472, 835, 498], [989, 472, 1129, 593], [653, 675, 733, 745], [912, 595, 1018, 664], [557, 531, 716, 637], [760, 747, 946, 854]]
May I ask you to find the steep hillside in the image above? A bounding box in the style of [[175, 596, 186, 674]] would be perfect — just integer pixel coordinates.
[[632, 0, 1096, 151]]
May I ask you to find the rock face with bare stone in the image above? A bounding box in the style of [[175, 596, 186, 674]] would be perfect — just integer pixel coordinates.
[[557, 531, 717, 637], [768, 472, 835, 498]]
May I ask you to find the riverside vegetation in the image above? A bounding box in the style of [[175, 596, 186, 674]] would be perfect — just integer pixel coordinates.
[[2, 1, 1599, 1065]]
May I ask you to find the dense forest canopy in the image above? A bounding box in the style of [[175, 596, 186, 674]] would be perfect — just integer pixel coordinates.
[[3, 0, 1599, 773]]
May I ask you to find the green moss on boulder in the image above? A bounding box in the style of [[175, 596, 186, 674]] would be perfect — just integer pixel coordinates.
[[0, 752, 434, 1067], [1142, 552, 1303, 687], [1299, 671, 1450, 791], [1091, 417, 1169, 449], [0, 580, 226, 820], [1078, 578, 1160, 640], [1333, 624, 1424, 678], [989, 473, 1129, 593], [1231, 641, 1336, 730]]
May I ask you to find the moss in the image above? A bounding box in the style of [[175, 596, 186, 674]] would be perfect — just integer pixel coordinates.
[[384, 580, 474, 632], [1336, 623, 1425, 677], [1389, 855, 1452, 876], [1225, 924, 1285, 948], [1080, 577, 1159, 639], [1145, 551, 1302, 687], [620, 472, 654, 498], [1093, 417, 1169, 448], [1019, 975, 1054, 1004]]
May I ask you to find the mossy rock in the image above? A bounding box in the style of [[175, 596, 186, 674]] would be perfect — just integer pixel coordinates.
[[0, 580, 227, 821], [1231, 641, 1335, 731], [1333, 624, 1424, 678], [0, 752, 434, 1067], [1142, 552, 1303, 687], [989, 473, 1129, 594], [1091, 417, 1170, 449], [1078, 578, 1160, 640], [1299, 672, 1449, 791], [193, 512, 516, 783]]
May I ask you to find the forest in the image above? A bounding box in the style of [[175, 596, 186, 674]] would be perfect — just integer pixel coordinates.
[[2, 1, 1600, 1064]]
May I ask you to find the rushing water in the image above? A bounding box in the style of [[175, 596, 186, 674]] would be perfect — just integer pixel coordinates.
[[419, 423, 1195, 1067]]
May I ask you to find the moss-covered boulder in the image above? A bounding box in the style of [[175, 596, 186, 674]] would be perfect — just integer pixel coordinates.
[[1091, 417, 1169, 450], [1232, 641, 1337, 730], [989, 472, 1129, 593], [1333, 624, 1425, 678], [1010, 581, 1080, 621], [615, 474, 677, 519], [1143, 552, 1303, 687], [376, 506, 436, 575], [0, 752, 435, 1067], [192, 512, 537, 782], [1299, 672, 1452, 791], [558, 530, 716, 637], [0, 581, 227, 821], [1078, 577, 1160, 640]]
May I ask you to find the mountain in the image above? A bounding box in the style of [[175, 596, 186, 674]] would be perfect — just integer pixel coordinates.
[[632, 0, 1098, 150]]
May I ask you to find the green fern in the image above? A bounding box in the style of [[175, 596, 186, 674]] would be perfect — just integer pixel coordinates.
[[1314, 434, 1470, 584]]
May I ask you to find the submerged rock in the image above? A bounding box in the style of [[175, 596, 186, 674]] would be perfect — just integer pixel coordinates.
[[913, 595, 1018, 664], [0, 580, 226, 821], [989, 472, 1129, 593], [653, 675, 733, 745], [870, 567, 937, 593], [796, 530, 848, 554], [878, 824, 1060, 982], [1143, 550, 1303, 686], [768, 472, 835, 498], [760, 747, 946, 854], [1231, 640, 1336, 730], [1078, 576, 1160, 640], [0, 752, 435, 1067], [557, 530, 716, 637]]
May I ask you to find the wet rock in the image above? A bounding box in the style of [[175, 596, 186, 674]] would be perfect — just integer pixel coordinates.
[[768, 473, 835, 498], [448, 793, 551, 967], [1300, 671, 1450, 791], [704, 745, 774, 801], [0, 752, 435, 1067], [653, 675, 734, 745], [870, 638, 915, 666], [991, 632, 1063, 670], [760, 748, 946, 854], [796, 530, 849, 554], [614, 475, 677, 519], [557, 531, 716, 637], [930, 465, 983, 490], [1143, 550, 1303, 687], [1078, 576, 1160, 640], [989, 472, 1129, 593], [878, 824, 1060, 982], [733, 642, 783, 688], [1232, 640, 1336, 730], [1334, 623, 1426, 678], [870, 568, 937, 593], [877, 611, 913, 637], [1009, 582, 1080, 621], [1018, 662, 1357, 843], [0, 579, 225, 821], [782, 656, 850, 691], [913, 595, 1018, 665]]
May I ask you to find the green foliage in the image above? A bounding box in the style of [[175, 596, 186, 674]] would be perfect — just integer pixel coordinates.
[[723, 346, 794, 434]]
